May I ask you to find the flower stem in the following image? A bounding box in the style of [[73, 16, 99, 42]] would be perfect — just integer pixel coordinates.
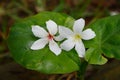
[[77, 59, 88, 80]]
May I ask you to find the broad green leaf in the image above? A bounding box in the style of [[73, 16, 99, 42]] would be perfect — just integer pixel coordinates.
[[8, 12, 80, 74], [85, 15, 120, 65]]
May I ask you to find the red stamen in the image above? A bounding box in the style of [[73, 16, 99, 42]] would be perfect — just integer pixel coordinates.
[[48, 34, 53, 40]]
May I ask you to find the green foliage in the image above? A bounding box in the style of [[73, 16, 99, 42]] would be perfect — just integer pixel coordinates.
[[85, 15, 120, 65], [8, 12, 80, 74], [8, 11, 120, 74]]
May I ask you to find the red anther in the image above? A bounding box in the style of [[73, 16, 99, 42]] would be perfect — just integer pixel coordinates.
[[48, 34, 53, 40]]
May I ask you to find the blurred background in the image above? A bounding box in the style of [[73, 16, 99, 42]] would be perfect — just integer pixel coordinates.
[[0, 0, 120, 80]]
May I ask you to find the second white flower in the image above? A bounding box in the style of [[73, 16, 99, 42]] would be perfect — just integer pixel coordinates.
[[59, 18, 96, 57]]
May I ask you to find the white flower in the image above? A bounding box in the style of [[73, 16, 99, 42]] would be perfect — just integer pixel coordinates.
[[31, 20, 61, 55], [59, 18, 96, 57], [110, 11, 119, 16]]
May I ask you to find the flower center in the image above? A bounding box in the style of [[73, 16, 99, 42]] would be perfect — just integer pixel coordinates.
[[47, 33, 53, 40], [73, 34, 81, 41]]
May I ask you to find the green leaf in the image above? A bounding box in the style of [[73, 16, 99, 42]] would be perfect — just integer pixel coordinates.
[[8, 12, 80, 74], [85, 48, 107, 65], [85, 15, 120, 65]]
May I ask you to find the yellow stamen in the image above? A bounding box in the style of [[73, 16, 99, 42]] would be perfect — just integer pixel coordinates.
[[73, 34, 81, 41]]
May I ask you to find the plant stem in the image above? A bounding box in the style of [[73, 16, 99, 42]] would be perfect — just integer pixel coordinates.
[[77, 59, 88, 80]]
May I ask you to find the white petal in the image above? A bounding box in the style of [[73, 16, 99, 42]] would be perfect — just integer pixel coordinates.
[[32, 25, 48, 38], [54, 35, 64, 41], [81, 29, 96, 40], [46, 20, 58, 35], [31, 38, 48, 50], [59, 26, 73, 38], [75, 41, 85, 57], [60, 38, 75, 51], [73, 18, 85, 33], [49, 40, 61, 55]]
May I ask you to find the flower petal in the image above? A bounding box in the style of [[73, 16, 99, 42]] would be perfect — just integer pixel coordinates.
[[49, 40, 61, 55], [60, 38, 75, 51], [73, 18, 85, 33], [54, 35, 64, 41], [81, 29, 96, 40], [46, 20, 57, 35], [32, 25, 48, 38], [75, 40, 85, 57], [59, 26, 73, 38], [31, 38, 48, 50]]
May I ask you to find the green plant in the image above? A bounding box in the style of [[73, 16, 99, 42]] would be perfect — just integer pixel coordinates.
[[7, 12, 120, 80]]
